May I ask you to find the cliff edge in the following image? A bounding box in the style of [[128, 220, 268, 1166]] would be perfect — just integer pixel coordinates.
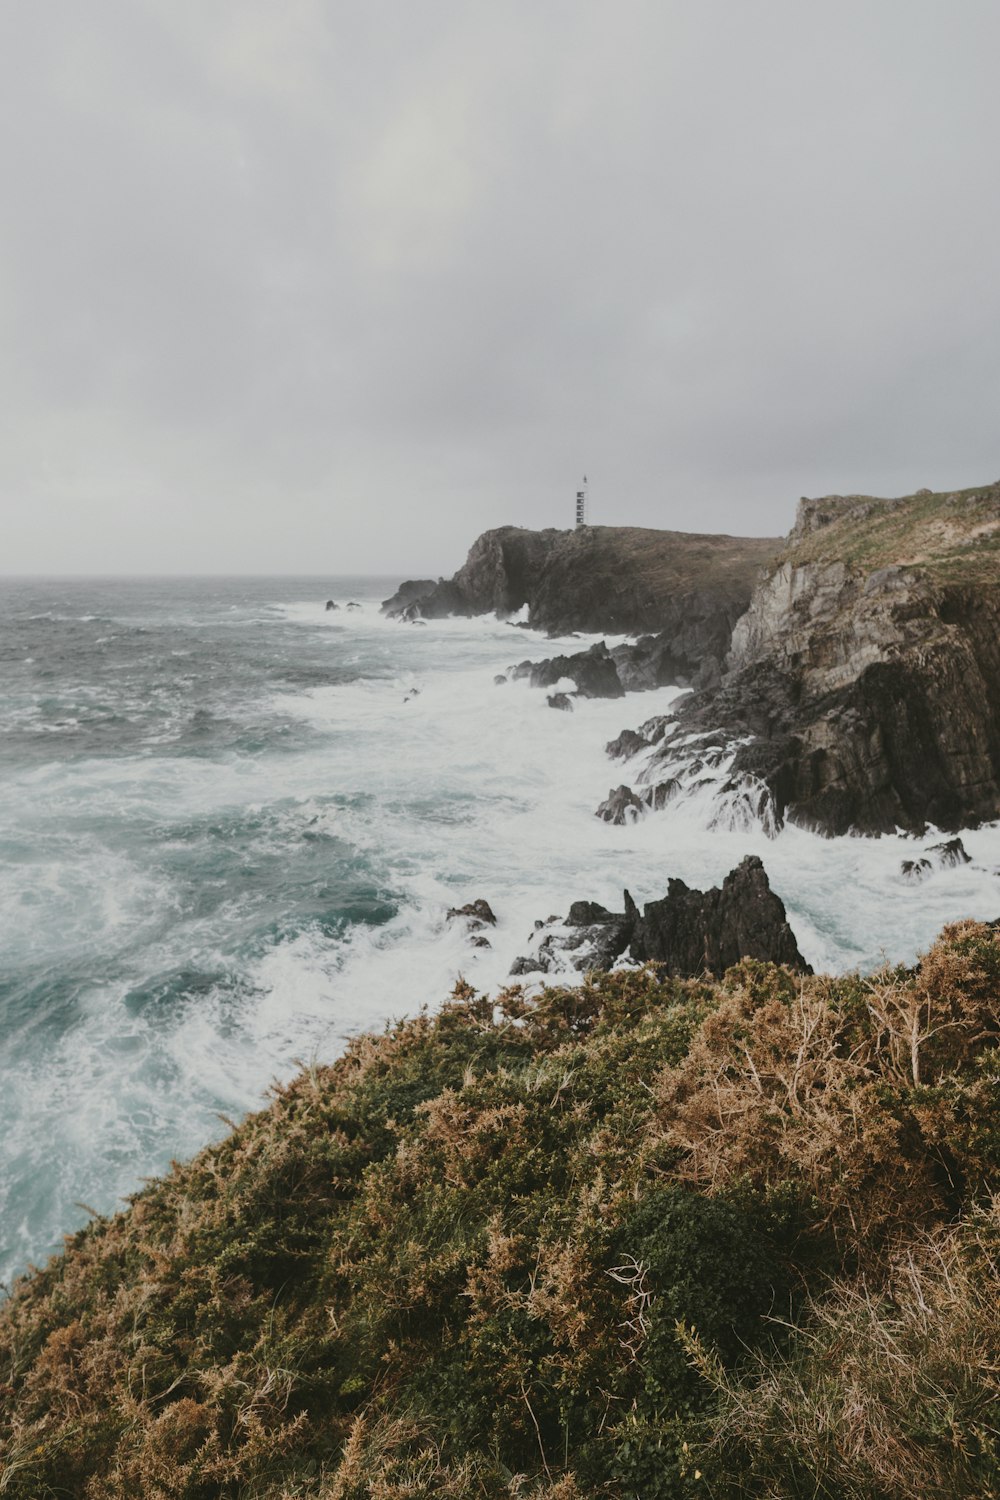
[[611, 483, 1000, 835]]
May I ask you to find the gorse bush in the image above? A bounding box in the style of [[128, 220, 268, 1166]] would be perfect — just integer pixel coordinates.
[[1, 926, 998, 1497]]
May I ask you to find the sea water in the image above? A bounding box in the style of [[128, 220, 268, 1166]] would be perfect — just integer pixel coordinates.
[[2, 574, 999, 1286]]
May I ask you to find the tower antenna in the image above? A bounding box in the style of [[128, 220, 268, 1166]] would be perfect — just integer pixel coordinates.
[[575, 475, 588, 528]]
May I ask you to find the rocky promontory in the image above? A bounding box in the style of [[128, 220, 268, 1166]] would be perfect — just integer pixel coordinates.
[[384, 523, 780, 683], [606, 484, 1000, 836]]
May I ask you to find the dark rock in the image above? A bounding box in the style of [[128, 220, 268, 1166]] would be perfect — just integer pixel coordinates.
[[380, 579, 438, 617], [346, 602, 361, 610], [566, 900, 616, 925], [596, 785, 643, 824], [493, 674, 508, 686], [928, 836, 972, 867], [606, 728, 650, 760], [629, 856, 810, 976], [901, 859, 933, 883], [528, 642, 624, 699], [547, 692, 574, 711], [509, 858, 809, 980], [446, 899, 497, 928], [640, 779, 680, 811], [470, 935, 492, 949], [381, 524, 779, 646], [325, 600, 339, 611]]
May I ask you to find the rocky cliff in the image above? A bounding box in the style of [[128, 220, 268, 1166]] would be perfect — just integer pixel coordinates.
[[608, 484, 1000, 836], [383, 525, 781, 676]]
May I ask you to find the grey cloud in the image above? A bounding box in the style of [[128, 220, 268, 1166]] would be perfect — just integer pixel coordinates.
[[1, 0, 999, 573]]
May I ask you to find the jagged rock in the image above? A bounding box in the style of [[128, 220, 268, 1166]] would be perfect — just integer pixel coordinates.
[[901, 859, 933, 883], [528, 641, 624, 699], [928, 837, 972, 867], [325, 600, 339, 611], [606, 484, 1000, 836], [629, 856, 810, 975], [640, 780, 679, 811], [606, 728, 650, 760], [446, 899, 497, 929], [596, 785, 643, 824], [509, 858, 809, 980], [547, 692, 574, 711]]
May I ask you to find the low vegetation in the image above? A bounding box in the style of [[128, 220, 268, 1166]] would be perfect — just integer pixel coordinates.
[[784, 481, 1000, 582], [2, 923, 999, 1497]]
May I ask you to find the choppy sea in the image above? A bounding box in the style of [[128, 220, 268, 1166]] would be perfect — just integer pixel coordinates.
[[2, 574, 999, 1286]]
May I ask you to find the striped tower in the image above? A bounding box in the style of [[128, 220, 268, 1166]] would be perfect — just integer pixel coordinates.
[[575, 476, 588, 528]]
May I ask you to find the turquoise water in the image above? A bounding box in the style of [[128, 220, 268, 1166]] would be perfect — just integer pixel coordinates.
[[2, 575, 999, 1288]]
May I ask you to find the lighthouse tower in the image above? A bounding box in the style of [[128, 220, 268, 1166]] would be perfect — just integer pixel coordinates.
[[575, 476, 588, 528]]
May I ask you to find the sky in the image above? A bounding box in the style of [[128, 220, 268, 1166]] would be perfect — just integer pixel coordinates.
[[2, 1, 1000, 576]]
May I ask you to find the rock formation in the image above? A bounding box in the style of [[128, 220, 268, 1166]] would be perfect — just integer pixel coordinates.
[[606, 485, 1000, 836], [509, 857, 809, 978], [382, 526, 780, 672]]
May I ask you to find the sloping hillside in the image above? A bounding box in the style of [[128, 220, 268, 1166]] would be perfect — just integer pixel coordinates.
[[2, 923, 998, 1498]]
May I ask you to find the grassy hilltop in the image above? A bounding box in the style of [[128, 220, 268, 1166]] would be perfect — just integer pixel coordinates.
[[784, 481, 1000, 584], [2, 926, 999, 1498]]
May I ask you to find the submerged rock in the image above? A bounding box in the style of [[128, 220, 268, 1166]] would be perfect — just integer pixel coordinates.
[[325, 599, 339, 611], [547, 692, 574, 711]]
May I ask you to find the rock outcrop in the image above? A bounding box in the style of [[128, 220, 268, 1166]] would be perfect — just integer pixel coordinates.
[[606, 485, 1000, 836], [383, 526, 780, 676], [509, 857, 809, 978]]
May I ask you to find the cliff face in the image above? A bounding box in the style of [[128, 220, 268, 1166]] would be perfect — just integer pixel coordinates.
[[383, 524, 781, 648], [617, 484, 1000, 836]]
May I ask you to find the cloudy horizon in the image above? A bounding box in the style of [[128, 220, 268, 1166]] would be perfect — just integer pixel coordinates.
[[2, 1, 999, 576]]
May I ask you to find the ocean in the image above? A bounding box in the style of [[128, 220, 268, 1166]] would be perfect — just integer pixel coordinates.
[[2, 574, 999, 1287]]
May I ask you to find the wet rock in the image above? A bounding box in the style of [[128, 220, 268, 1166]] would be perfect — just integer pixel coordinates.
[[325, 600, 339, 611], [446, 899, 497, 929], [901, 858, 933, 883], [640, 779, 679, 811], [629, 856, 811, 976], [547, 692, 574, 711], [493, 674, 508, 686], [528, 641, 624, 699], [596, 785, 644, 824], [606, 728, 650, 760], [928, 836, 972, 867], [346, 601, 361, 610], [509, 857, 809, 980]]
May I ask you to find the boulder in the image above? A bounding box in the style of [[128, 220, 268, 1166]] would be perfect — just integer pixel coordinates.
[[528, 642, 625, 699], [446, 899, 497, 929], [547, 692, 574, 711], [325, 600, 339, 611], [596, 785, 644, 824]]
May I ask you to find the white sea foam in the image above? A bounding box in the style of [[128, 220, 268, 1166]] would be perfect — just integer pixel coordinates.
[[1, 580, 999, 1287]]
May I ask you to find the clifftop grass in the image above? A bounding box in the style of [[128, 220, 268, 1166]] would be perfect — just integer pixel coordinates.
[[2, 926, 999, 1498], [783, 482, 1000, 584]]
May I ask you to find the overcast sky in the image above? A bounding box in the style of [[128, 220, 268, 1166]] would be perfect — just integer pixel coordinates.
[[2, 2, 999, 575]]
